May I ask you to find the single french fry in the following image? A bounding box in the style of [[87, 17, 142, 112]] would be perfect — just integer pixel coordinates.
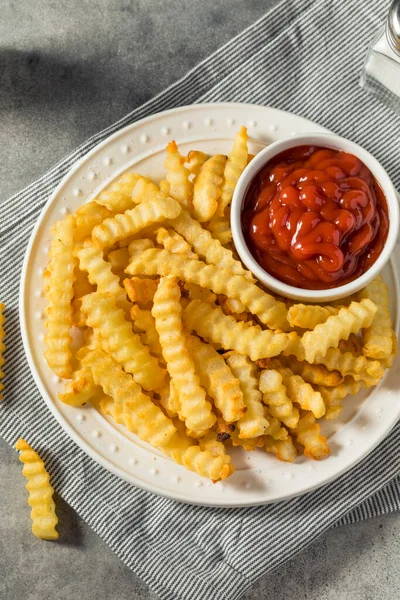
[[81, 347, 176, 448], [126, 248, 288, 329], [123, 277, 159, 308], [156, 227, 197, 258], [164, 141, 193, 208], [192, 154, 227, 222], [260, 355, 344, 387], [219, 126, 248, 215], [186, 150, 209, 181], [186, 336, 245, 423], [171, 209, 253, 279], [74, 201, 113, 242], [225, 353, 269, 438], [58, 368, 101, 407], [183, 299, 292, 360], [287, 304, 339, 329], [152, 277, 216, 437], [91, 196, 181, 248], [128, 238, 154, 258], [15, 439, 59, 540], [74, 240, 131, 314], [358, 276, 394, 359], [130, 305, 164, 362], [96, 173, 140, 212], [81, 292, 165, 391], [269, 361, 325, 419], [0, 303, 5, 400], [290, 411, 330, 460], [259, 369, 299, 429], [302, 299, 377, 363], [265, 436, 298, 462], [44, 215, 76, 378]]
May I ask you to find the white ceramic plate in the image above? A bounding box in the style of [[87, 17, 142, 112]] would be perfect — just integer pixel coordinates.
[[20, 102, 400, 507]]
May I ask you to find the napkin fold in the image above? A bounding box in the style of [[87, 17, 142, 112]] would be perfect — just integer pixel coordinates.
[[0, 1, 399, 599]]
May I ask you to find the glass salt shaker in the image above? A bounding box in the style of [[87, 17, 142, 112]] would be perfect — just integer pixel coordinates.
[[361, 0, 400, 113]]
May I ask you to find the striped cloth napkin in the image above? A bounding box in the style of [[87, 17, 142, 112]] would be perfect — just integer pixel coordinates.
[[1, 1, 399, 599]]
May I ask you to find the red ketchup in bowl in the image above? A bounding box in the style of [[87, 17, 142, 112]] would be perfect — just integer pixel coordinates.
[[241, 145, 389, 290]]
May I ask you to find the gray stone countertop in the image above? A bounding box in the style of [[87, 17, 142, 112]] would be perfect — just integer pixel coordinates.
[[0, 1, 399, 599]]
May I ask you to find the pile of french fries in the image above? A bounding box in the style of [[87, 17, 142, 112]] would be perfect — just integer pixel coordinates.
[[43, 126, 397, 483]]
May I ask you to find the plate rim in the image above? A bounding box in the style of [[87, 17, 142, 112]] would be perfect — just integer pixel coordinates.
[[19, 101, 400, 507]]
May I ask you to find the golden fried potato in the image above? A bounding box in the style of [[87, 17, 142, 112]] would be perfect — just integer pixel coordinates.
[[92, 196, 181, 249], [259, 369, 299, 429], [152, 277, 216, 437], [44, 215, 76, 379], [224, 353, 268, 438], [316, 377, 364, 420], [74, 201, 113, 242], [290, 411, 330, 460], [183, 299, 292, 360], [96, 173, 140, 212], [127, 238, 154, 258], [205, 213, 232, 245], [107, 247, 130, 280], [186, 150, 209, 181], [186, 336, 245, 423], [72, 266, 95, 326], [270, 362, 325, 419], [302, 299, 377, 363], [265, 436, 298, 462], [287, 303, 339, 329], [358, 276, 394, 359], [15, 439, 59, 540], [123, 277, 159, 308], [219, 125, 248, 215], [130, 305, 164, 362], [58, 368, 101, 407], [192, 154, 227, 222], [156, 227, 197, 258], [81, 292, 165, 391], [164, 141, 193, 208]]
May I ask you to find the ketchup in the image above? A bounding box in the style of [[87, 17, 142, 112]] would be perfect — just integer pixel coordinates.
[[241, 145, 389, 290]]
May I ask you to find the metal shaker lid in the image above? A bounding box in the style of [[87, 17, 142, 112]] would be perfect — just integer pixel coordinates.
[[387, 0, 400, 52]]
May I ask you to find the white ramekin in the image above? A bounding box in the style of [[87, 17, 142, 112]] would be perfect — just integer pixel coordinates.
[[231, 132, 399, 302]]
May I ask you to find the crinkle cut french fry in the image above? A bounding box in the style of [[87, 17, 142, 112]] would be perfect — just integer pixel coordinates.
[[74, 201, 113, 242], [302, 299, 377, 363], [171, 209, 253, 280], [91, 196, 181, 249], [259, 369, 299, 429], [182, 282, 217, 305], [153, 381, 178, 418], [81, 347, 176, 449], [316, 377, 364, 420], [0, 303, 5, 400], [186, 336, 245, 423], [156, 227, 197, 258], [58, 368, 101, 407], [74, 241, 131, 314], [164, 141, 193, 208], [152, 277, 216, 437], [81, 292, 165, 391], [186, 150, 209, 181], [269, 361, 326, 419], [357, 276, 394, 359], [192, 154, 227, 222], [265, 436, 298, 462], [130, 305, 164, 362], [123, 277, 159, 308], [130, 177, 164, 205], [219, 125, 248, 215], [225, 353, 269, 438], [126, 248, 288, 329], [95, 173, 140, 212], [287, 303, 339, 329], [263, 406, 289, 440], [199, 431, 228, 457], [15, 439, 59, 540], [290, 411, 330, 460], [217, 295, 246, 315], [128, 238, 154, 258], [183, 299, 292, 360], [44, 215, 76, 379]]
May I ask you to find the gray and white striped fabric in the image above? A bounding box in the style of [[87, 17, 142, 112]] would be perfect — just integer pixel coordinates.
[[1, 1, 399, 599]]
